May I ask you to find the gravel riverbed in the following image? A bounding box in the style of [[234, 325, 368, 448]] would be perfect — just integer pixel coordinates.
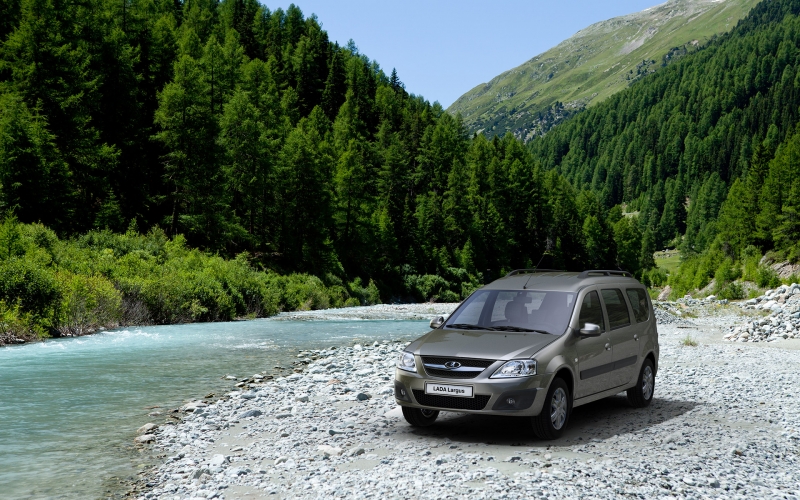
[[132, 304, 800, 500]]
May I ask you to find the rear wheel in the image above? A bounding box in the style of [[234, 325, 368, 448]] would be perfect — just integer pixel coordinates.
[[402, 406, 439, 427], [627, 358, 655, 408], [532, 378, 571, 440]]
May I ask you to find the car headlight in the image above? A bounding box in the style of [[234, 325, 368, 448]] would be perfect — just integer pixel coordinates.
[[396, 351, 416, 372], [490, 359, 537, 378]]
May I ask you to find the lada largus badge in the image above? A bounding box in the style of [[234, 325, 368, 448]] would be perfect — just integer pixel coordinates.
[[444, 361, 461, 369]]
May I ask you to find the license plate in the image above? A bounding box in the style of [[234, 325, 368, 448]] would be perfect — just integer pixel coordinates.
[[424, 382, 474, 398]]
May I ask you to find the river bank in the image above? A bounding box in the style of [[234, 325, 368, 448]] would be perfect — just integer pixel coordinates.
[[130, 303, 800, 499]]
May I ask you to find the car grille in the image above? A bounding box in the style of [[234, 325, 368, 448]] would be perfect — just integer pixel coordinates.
[[420, 356, 495, 379], [412, 390, 491, 410]]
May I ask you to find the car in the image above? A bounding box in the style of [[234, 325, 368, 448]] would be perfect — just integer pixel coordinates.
[[394, 269, 659, 439]]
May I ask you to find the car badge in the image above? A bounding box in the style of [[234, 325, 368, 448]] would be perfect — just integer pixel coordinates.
[[444, 361, 462, 369]]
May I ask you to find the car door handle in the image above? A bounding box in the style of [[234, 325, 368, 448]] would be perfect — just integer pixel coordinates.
[[604, 343, 611, 351], [633, 334, 639, 341]]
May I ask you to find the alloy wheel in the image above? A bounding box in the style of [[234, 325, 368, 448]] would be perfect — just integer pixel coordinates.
[[550, 387, 568, 430], [642, 365, 654, 400]]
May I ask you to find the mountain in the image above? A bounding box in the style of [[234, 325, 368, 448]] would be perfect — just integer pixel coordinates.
[[447, 0, 761, 141], [529, 0, 800, 296]]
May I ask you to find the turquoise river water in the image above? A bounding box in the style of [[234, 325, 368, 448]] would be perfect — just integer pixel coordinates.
[[0, 319, 429, 499]]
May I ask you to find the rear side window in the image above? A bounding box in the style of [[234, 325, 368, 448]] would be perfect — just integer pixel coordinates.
[[601, 289, 631, 330], [626, 288, 650, 323], [578, 291, 605, 332]]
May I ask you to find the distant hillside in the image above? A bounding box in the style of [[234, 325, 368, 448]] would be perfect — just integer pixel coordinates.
[[448, 0, 760, 140]]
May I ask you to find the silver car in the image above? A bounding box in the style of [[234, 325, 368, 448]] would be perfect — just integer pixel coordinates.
[[394, 269, 659, 439]]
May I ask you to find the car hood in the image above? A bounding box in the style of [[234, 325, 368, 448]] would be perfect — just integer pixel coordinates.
[[406, 329, 558, 360]]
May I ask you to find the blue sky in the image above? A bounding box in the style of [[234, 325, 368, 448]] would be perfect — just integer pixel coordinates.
[[267, 0, 664, 107]]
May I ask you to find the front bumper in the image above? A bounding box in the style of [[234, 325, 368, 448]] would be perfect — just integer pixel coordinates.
[[394, 364, 550, 417]]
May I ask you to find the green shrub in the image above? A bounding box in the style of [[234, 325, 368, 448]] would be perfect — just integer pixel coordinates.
[[0, 300, 48, 342], [756, 266, 781, 288], [56, 272, 123, 335], [0, 258, 58, 325]]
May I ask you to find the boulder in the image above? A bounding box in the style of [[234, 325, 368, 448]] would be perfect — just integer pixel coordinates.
[[137, 423, 157, 434]]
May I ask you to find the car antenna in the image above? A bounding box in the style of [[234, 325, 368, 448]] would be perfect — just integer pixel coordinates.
[[523, 253, 547, 289]]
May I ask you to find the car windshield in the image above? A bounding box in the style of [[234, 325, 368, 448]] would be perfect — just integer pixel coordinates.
[[445, 290, 577, 335]]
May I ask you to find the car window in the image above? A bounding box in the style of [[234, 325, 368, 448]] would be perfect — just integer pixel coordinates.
[[626, 288, 650, 323], [578, 291, 605, 332], [602, 289, 631, 329], [445, 289, 576, 334], [453, 291, 488, 325]]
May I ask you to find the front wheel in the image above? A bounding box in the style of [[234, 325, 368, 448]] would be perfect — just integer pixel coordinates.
[[532, 378, 571, 440], [402, 406, 439, 427], [627, 358, 655, 408]]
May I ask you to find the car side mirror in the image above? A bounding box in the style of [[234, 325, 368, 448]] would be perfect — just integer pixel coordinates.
[[429, 316, 445, 329], [579, 323, 602, 337]]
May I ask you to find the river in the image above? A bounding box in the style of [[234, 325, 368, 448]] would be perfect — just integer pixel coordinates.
[[0, 317, 432, 499]]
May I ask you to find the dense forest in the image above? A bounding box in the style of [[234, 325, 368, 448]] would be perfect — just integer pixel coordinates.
[[4, 0, 800, 342], [530, 0, 800, 297], [0, 0, 658, 341]]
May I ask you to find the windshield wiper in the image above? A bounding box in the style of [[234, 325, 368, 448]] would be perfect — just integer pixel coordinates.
[[491, 326, 553, 335], [446, 323, 496, 331]]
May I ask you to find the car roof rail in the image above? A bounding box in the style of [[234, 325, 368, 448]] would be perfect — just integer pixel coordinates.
[[505, 268, 565, 277], [576, 269, 634, 279]]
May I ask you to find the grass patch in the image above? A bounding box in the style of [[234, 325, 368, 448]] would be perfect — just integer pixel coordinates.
[[654, 250, 681, 274], [680, 335, 698, 347]]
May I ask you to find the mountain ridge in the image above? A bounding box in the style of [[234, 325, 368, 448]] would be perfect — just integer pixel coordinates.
[[448, 0, 761, 140]]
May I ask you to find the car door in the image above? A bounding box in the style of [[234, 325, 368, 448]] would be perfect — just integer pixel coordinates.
[[601, 287, 638, 388], [574, 289, 615, 399]]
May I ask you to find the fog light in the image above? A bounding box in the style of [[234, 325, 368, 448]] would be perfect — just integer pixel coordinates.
[[506, 397, 516, 405], [400, 389, 407, 396]]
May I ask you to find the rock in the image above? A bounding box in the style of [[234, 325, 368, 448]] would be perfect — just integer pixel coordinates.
[[657, 286, 672, 301], [209, 454, 229, 467], [137, 423, 158, 434], [275, 413, 292, 419], [682, 476, 696, 486], [706, 294, 717, 301], [345, 446, 365, 457], [317, 445, 343, 457], [239, 409, 262, 419], [224, 375, 237, 380], [241, 392, 257, 400], [295, 395, 309, 403], [192, 467, 210, 479], [274, 456, 288, 465], [182, 401, 207, 412], [135, 434, 155, 443], [356, 392, 372, 401], [328, 429, 346, 435], [709, 478, 720, 488]]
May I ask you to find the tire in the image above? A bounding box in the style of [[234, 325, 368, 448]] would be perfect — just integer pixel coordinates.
[[402, 406, 439, 427], [627, 358, 655, 408], [532, 378, 571, 440]]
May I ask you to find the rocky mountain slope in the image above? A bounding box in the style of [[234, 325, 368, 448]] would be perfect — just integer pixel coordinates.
[[448, 0, 760, 141]]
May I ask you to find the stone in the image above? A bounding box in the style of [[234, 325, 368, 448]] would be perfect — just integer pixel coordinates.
[[135, 434, 155, 443], [274, 456, 288, 465], [657, 286, 672, 301], [239, 409, 262, 419], [328, 429, 346, 435], [209, 454, 229, 467], [345, 446, 365, 457], [192, 467, 210, 479], [241, 392, 257, 400], [317, 445, 343, 457], [356, 393, 372, 401], [682, 476, 696, 486], [137, 423, 158, 434], [295, 395, 309, 403], [224, 375, 237, 380], [182, 401, 207, 412]]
